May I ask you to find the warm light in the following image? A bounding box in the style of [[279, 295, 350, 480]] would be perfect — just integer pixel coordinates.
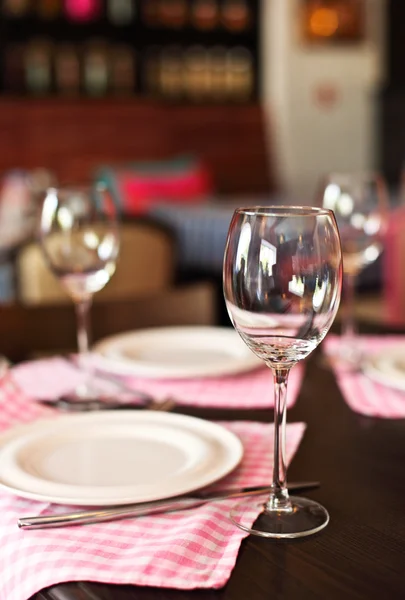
[[309, 8, 339, 37], [304, 1, 365, 43]]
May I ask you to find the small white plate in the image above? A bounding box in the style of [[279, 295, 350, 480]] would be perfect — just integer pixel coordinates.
[[363, 347, 405, 392], [0, 411, 243, 506], [93, 326, 261, 379]]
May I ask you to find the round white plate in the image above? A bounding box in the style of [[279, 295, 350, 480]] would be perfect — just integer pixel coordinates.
[[92, 326, 261, 379], [363, 347, 405, 392], [0, 411, 243, 506]]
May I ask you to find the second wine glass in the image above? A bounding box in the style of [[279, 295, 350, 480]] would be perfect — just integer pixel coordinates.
[[319, 172, 389, 366], [39, 184, 120, 401]]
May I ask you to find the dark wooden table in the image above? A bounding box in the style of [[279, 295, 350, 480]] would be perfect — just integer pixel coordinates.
[[31, 339, 405, 600]]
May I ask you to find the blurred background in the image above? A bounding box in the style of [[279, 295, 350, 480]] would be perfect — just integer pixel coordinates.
[[0, 0, 403, 358]]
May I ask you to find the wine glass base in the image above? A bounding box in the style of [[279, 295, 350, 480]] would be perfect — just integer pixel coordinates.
[[230, 495, 329, 539]]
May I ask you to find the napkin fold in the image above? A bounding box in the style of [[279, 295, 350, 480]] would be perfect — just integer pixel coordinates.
[[11, 355, 304, 409], [0, 375, 306, 599], [324, 335, 405, 418]]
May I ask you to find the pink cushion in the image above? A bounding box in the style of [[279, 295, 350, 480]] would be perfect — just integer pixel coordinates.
[[108, 160, 213, 215]]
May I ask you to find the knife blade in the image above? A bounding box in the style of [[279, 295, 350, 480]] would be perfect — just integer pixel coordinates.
[[18, 481, 319, 530]]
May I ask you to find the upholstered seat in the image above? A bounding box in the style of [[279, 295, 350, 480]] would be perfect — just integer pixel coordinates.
[[16, 220, 175, 305], [7, 219, 217, 360]]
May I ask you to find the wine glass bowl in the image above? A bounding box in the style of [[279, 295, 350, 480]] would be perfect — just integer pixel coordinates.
[[40, 186, 119, 300], [321, 172, 388, 273], [39, 184, 120, 401], [223, 206, 342, 538]]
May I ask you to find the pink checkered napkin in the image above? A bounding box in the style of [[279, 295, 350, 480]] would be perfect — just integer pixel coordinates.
[[324, 335, 405, 418], [11, 356, 304, 409], [0, 376, 306, 600]]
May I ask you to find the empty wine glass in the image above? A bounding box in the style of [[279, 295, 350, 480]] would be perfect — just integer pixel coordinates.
[[223, 206, 342, 538], [39, 184, 120, 401], [319, 172, 389, 366]]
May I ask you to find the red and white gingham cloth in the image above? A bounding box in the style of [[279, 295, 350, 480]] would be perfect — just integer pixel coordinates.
[[324, 335, 405, 418], [11, 356, 304, 409], [0, 375, 306, 600]]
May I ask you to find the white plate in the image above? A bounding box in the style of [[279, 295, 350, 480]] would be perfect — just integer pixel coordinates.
[[0, 411, 243, 506], [363, 347, 405, 392], [92, 326, 261, 379]]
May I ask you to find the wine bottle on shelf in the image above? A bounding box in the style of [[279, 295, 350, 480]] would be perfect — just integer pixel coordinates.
[[183, 45, 210, 102], [141, 0, 159, 26], [221, 0, 251, 32], [225, 46, 253, 101], [191, 0, 219, 31], [157, 0, 188, 29], [55, 45, 80, 95], [65, 0, 101, 22], [208, 45, 227, 102], [25, 39, 53, 95], [107, 0, 135, 26], [83, 40, 109, 96], [2, 0, 31, 17], [159, 45, 183, 100], [37, 0, 60, 19], [110, 45, 136, 94]]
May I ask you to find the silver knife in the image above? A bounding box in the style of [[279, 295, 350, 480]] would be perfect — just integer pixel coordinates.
[[18, 481, 319, 530]]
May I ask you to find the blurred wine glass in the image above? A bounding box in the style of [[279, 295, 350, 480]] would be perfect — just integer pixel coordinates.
[[319, 172, 389, 366], [39, 184, 120, 400], [223, 206, 342, 538]]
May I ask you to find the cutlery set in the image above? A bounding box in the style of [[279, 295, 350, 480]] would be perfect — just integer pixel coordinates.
[[18, 481, 320, 530], [40, 395, 176, 412]]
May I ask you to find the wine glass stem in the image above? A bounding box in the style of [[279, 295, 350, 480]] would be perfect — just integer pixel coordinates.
[[75, 298, 92, 354], [265, 367, 292, 512], [342, 273, 357, 347], [74, 297, 93, 394]]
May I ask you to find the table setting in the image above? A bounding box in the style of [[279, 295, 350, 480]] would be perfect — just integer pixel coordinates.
[[1, 183, 405, 600], [0, 373, 308, 598], [0, 195, 346, 600], [0, 318, 308, 599], [0, 335, 308, 599]]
